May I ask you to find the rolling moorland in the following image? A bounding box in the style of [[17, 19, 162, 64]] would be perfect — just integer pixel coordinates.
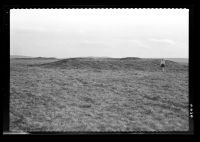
[[10, 57, 189, 132]]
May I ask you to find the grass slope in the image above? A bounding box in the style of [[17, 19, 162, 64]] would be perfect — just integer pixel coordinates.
[[10, 58, 189, 132], [38, 58, 187, 72]]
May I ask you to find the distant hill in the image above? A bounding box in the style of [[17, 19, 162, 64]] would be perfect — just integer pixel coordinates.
[[37, 57, 188, 72], [10, 55, 33, 59], [165, 58, 188, 64], [32, 57, 57, 60], [10, 55, 57, 60]]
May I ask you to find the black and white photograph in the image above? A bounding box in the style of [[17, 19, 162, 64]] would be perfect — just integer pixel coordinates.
[[9, 9, 189, 133]]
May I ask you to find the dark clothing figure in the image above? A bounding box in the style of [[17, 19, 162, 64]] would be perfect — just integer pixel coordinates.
[[160, 64, 165, 67]]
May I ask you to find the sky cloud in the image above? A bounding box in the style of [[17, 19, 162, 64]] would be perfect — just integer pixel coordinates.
[[10, 9, 189, 58], [149, 38, 175, 45]]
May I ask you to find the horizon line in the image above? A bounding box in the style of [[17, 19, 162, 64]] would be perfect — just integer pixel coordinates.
[[10, 55, 189, 59]]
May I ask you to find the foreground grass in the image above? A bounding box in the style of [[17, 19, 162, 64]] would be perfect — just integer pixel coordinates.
[[10, 59, 189, 132]]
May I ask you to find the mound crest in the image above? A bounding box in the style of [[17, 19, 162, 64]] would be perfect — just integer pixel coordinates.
[[37, 57, 188, 72]]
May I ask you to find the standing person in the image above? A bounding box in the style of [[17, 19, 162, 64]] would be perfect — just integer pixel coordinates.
[[160, 59, 166, 72]]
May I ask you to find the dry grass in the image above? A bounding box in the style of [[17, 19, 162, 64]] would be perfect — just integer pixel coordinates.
[[10, 58, 189, 132]]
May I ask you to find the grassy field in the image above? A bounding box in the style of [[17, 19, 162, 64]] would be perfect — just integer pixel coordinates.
[[10, 57, 189, 132]]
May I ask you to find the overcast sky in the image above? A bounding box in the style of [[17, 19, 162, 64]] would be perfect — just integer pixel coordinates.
[[10, 9, 189, 58]]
